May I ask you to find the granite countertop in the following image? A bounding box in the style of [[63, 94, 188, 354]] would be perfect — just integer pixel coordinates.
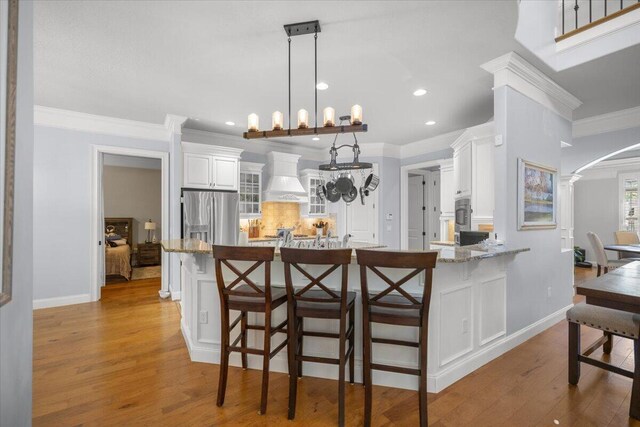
[[429, 241, 457, 247], [160, 239, 213, 254], [248, 236, 338, 242], [433, 244, 530, 263], [161, 239, 529, 263]]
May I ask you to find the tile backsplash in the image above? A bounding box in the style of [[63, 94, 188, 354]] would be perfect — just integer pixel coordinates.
[[241, 202, 336, 237]]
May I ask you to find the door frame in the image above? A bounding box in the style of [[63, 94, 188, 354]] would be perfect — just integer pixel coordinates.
[[400, 160, 441, 250], [90, 145, 170, 301], [407, 172, 428, 250]]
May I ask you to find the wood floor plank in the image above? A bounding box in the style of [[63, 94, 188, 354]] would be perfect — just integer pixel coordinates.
[[32, 268, 639, 426]]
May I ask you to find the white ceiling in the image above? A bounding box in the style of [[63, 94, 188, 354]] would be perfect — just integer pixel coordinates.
[[34, 1, 639, 147]]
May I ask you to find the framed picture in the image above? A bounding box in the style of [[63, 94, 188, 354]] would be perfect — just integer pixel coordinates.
[[518, 159, 557, 230], [0, 0, 18, 307]]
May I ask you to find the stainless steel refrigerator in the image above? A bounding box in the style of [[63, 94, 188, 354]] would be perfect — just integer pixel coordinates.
[[182, 190, 239, 245]]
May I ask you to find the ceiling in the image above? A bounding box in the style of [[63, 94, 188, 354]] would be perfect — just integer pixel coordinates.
[[34, 1, 640, 147]]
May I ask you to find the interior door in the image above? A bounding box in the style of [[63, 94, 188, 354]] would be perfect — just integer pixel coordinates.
[[429, 171, 441, 242], [408, 175, 424, 250], [345, 165, 379, 244]]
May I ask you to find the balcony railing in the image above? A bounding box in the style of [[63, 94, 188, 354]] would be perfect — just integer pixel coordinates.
[[557, 0, 640, 42]]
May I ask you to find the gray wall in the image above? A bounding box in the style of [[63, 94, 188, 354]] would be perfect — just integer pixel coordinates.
[[574, 178, 619, 257], [103, 165, 162, 246], [33, 126, 170, 300], [561, 126, 640, 175], [401, 147, 453, 166], [0, 1, 34, 425], [493, 87, 574, 334]]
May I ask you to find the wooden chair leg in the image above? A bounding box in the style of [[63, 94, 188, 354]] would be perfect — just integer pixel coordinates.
[[597, 265, 602, 277], [630, 339, 640, 420], [297, 317, 304, 378], [241, 311, 248, 369], [259, 310, 271, 415], [604, 266, 609, 275], [287, 313, 299, 420], [418, 323, 429, 427], [363, 311, 372, 427], [568, 322, 581, 385], [349, 306, 355, 385], [337, 314, 347, 427], [603, 332, 613, 354], [217, 307, 231, 407]]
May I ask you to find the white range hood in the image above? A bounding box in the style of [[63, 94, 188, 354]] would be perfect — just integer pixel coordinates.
[[263, 152, 309, 203]]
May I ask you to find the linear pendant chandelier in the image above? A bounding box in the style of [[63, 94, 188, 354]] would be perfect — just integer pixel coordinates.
[[242, 20, 368, 140]]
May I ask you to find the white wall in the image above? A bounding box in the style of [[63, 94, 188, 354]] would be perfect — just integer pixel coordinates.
[[33, 126, 170, 301], [0, 1, 34, 424], [493, 86, 574, 334], [103, 165, 162, 246], [574, 178, 619, 256]]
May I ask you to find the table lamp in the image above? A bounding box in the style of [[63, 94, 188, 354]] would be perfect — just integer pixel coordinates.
[[145, 220, 156, 243]]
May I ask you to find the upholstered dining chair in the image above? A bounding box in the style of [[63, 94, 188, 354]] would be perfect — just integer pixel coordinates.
[[614, 231, 640, 261], [587, 232, 630, 277]]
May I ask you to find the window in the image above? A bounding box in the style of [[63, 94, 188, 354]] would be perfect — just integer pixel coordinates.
[[620, 172, 639, 232]]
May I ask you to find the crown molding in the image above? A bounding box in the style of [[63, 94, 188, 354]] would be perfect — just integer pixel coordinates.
[[34, 105, 173, 142], [451, 121, 494, 150], [401, 129, 462, 159], [572, 105, 640, 139], [164, 114, 188, 135], [481, 51, 582, 120]]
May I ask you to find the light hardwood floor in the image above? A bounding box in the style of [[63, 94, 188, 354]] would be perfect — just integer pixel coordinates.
[[33, 269, 640, 426]]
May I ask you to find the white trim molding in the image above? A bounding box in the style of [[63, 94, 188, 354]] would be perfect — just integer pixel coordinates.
[[34, 105, 188, 142], [33, 294, 91, 310], [451, 121, 494, 151], [573, 105, 640, 139], [481, 52, 582, 120]]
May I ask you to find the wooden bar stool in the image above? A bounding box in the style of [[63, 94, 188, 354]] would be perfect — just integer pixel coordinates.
[[356, 249, 438, 427], [567, 303, 640, 420], [213, 245, 288, 415], [280, 247, 355, 427]]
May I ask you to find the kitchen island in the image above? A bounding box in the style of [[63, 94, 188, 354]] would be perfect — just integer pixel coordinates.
[[162, 239, 530, 392]]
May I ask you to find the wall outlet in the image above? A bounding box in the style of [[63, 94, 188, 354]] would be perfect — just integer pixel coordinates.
[[547, 287, 552, 298], [199, 310, 208, 324], [462, 318, 469, 334]]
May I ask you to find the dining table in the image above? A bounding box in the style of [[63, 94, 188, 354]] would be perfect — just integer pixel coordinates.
[[576, 261, 640, 314], [604, 244, 640, 255]]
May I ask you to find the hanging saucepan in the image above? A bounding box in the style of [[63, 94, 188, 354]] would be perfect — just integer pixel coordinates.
[[335, 172, 355, 194], [325, 179, 341, 202], [359, 187, 366, 205], [342, 186, 358, 203], [316, 184, 326, 201], [364, 173, 380, 192]]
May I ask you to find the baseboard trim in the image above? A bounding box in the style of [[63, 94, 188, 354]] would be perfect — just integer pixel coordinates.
[[170, 290, 181, 301], [179, 304, 572, 393], [33, 294, 91, 310]]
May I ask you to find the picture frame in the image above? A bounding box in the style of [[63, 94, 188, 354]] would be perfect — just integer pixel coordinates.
[[518, 158, 557, 231], [0, 0, 18, 307]]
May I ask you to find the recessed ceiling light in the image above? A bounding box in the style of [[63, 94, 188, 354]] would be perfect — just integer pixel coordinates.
[[425, 120, 436, 126], [316, 82, 329, 90], [312, 137, 320, 141], [413, 89, 427, 97], [225, 121, 235, 126]]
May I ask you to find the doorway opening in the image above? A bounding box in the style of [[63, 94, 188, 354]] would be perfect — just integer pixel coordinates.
[[401, 159, 443, 250], [90, 146, 170, 301]]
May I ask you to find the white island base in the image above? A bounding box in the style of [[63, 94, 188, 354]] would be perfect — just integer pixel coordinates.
[[166, 242, 567, 393]]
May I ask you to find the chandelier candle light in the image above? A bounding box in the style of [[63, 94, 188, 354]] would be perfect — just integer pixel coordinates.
[[243, 20, 367, 140]]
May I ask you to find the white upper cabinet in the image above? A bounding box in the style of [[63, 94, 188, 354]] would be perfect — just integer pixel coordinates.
[[182, 142, 243, 191], [300, 169, 327, 217], [239, 162, 264, 219], [438, 159, 455, 216], [453, 143, 472, 199], [184, 153, 213, 189]]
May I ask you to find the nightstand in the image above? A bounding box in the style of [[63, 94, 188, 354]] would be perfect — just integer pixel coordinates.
[[137, 242, 161, 266]]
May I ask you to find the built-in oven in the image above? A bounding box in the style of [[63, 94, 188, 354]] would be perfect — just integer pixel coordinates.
[[454, 198, 471, 244]]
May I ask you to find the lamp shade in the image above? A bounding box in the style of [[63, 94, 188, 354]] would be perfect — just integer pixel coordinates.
[[145, 221, 156, 230]]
